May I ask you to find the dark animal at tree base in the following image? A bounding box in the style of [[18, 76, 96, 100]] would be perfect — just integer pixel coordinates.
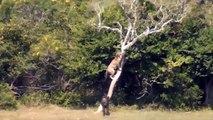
[[101, 94, 110, 116], [105, 51, 123, 80]]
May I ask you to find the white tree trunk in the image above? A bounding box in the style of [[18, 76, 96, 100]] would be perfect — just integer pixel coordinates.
[[95, 70, 123, 113], [95, 58, 124, 113], [95, 71, 122, 113]]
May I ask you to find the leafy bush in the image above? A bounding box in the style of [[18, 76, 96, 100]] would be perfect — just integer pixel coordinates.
[[20, 91, 50, 107], [0, 83, 17, 110], [160, 73, 203, 110], [52, 91, 82, 108]]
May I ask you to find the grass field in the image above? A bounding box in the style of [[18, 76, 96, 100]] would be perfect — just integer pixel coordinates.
[[0, 105, 213, 120]]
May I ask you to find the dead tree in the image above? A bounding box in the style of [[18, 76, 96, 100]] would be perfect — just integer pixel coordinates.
[[94, 0, 190, 113]]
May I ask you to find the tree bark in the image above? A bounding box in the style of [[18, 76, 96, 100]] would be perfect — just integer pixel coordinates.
[[95, 70, 123, 113], [95, 57, 125, 113]]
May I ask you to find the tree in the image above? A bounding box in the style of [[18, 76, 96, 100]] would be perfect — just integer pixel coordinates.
[[93, 0, 191, 113]]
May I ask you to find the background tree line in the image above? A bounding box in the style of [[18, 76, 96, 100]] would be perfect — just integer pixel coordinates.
[[0, 0, 212, 110]]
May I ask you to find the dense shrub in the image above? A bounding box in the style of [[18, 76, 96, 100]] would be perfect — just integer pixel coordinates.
[[0, 83, 17, 110], [52, 91, 82, 108], [20, 91, 50, 107], [160, 74, 203, 110]]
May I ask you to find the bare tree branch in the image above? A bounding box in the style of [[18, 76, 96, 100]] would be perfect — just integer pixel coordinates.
[[95, 3, 122, 35]]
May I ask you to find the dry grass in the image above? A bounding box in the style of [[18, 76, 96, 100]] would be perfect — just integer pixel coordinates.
[[0, 105, 213, 120]]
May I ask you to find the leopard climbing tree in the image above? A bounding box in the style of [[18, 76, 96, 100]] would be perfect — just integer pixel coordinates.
[[92, 0, 191, 113]]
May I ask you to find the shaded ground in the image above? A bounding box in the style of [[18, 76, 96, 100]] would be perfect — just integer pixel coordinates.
[[0, 105, 213, 120]]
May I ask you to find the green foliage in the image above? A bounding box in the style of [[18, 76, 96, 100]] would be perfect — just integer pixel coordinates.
[[189, 27, 213, 77], [0, 83, 17, 110], [52, 91, 82, 107], [118, 16, 210, 109], [103, 4, 126, 26], [20, 91, 50, 107], [160, 73, 203, 109], [0, 0, 15, 22], [0, 0, 212, 110]]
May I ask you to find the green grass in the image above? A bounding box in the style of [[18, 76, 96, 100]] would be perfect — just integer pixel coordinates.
[[0, 105, 213, 120]]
